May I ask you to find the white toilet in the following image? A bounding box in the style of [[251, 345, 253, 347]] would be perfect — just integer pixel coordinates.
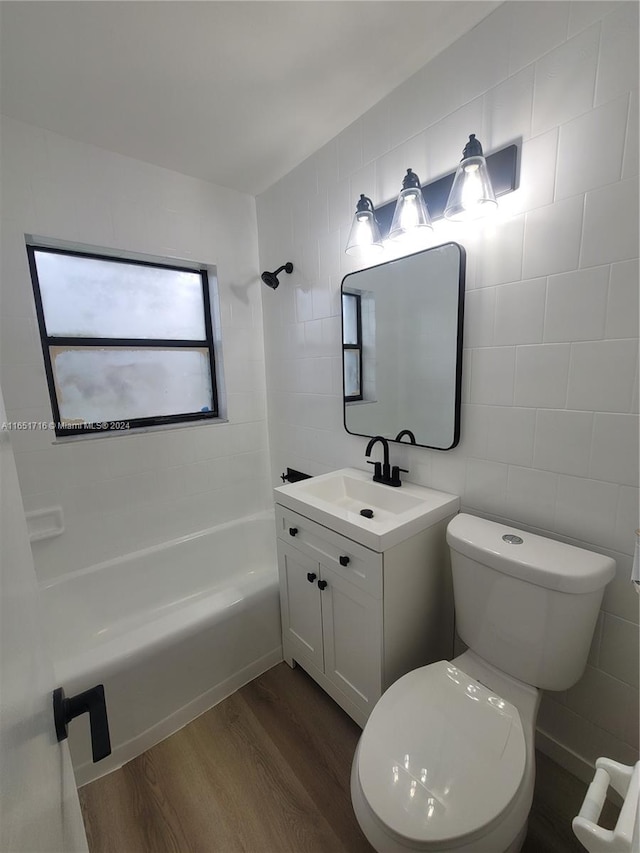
[[351, 513, 616, 853]]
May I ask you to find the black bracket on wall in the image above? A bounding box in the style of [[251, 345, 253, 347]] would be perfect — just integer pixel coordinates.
[[280, 467, 312, 484], [53, 684, 111, 763], [374, 142, 519, 235]]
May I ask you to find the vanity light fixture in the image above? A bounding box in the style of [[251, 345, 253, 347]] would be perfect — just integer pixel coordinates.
[[388, 169, 433, 244], [344, 137, 517, 255], [444, 134, 497, 222], [345, 194, 384, 257]]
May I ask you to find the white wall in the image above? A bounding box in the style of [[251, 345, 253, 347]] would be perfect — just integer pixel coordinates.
[[0, 386, 88, 853], [257, 1, 639, 775], [0, 117, 271, 582]]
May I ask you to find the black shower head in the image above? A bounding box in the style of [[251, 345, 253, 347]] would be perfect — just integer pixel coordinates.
[[261, 270, 280, 289], [261, 262, 293, 289]]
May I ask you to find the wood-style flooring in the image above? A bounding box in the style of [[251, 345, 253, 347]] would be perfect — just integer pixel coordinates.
[[79, 662, 619, 853]]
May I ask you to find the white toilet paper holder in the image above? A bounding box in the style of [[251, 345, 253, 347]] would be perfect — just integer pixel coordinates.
[[572, 757, 639, 853]]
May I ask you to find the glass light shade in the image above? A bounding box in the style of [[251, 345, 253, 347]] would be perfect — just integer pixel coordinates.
[[444, 135, 498, 222], [389, 169, 432, 244], [388, 192, 433, 244], [345, 195, 383, 256]]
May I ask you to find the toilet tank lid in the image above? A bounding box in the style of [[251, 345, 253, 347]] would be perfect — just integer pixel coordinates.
[[447, 514, 616, 594]]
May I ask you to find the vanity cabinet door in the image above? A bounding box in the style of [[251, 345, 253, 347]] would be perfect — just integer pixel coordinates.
[[319, 563, 383, 718], [277, 540, 324, 672]]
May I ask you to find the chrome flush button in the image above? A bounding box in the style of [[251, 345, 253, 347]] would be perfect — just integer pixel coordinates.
[[502, 534, 524, 544]]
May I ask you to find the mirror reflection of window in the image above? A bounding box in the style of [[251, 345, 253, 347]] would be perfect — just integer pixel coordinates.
[[342, 293, 362, 401], [341, 243, 465, 451]]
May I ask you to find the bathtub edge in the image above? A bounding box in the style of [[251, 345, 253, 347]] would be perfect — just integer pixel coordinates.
[[75, 644, 283, 787]]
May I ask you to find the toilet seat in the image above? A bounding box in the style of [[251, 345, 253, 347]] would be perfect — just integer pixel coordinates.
[[357, 660, 527, 847]]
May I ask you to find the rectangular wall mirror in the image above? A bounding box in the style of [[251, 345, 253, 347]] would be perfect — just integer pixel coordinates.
[[341, 242, 465, 451]]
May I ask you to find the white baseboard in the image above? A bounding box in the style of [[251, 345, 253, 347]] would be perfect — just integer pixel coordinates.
[[75, 646, 283, 787], [536, 727, 594, 783], [535, 727, 623, 807]]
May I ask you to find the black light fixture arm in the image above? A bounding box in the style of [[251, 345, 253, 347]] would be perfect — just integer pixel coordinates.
[[461, 133, 484, 159], [401, 169, 422, 190], [355, 195, 382, 229], [356, 194, 377, 214]]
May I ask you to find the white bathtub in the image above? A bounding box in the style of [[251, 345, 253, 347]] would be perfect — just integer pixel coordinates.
[[39, 510, 282, 786]]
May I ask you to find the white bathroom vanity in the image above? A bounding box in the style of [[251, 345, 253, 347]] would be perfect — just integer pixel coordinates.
[[274, 468, 459, 726]]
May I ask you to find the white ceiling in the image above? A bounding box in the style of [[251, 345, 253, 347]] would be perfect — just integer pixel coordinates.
[[0, 1, 498, 195]]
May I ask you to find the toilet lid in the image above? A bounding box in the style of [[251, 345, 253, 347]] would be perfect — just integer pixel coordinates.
[[358, 661, 526, 845]]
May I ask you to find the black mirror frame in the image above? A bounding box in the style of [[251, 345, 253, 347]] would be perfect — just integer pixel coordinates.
[[340, 241, 465, 451]]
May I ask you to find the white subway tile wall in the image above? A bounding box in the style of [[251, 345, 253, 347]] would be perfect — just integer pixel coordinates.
[[0, 118, 272, 582], [256, 1, 639, 772]]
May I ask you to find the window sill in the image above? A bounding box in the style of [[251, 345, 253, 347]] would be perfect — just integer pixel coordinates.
[[52, 416, 229, 444]]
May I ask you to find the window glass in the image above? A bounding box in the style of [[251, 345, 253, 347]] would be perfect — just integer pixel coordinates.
[[342, 293, 359, 345], [35, 250, 206, 340], [51, 347, 213, 424], [28, 243, 218, 435], [343, 350, 361, 399]]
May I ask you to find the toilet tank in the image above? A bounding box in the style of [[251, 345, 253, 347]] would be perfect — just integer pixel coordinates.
[[446, 514, 616, 691]]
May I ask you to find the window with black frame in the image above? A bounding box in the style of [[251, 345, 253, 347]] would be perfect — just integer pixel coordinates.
[[27, 244, 219, 436], [342, 291, 363, 402]]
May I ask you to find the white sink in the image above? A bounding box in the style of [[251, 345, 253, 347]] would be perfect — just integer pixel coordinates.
[[274, 468, 459, 551]]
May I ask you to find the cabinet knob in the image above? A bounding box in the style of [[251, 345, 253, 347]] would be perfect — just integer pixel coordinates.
[[307, 572, 317, 583], [289, 527, 298, 536], [317, 579, 328, 591], [339, 555, 350, 567]]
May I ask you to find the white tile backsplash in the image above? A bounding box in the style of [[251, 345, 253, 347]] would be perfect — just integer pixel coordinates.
[[595, 1, 640, 107], [522, 195, 584, 279], [555, 474, 619, 549], [470, 347, 516, 406], [567, 339, 638, 413], [599, 614, 640, 689], [506, 465, 559, 531], [493, 277, 546, 345], [555, 94, 628, 200], [464, 458, 509, 516], [581, 177, 640, 268], [485, 406, 536, 467], [614, 486, 640, 561], [475, 215, 525, 288], [464, 288, 496, 348], [589, 413, 640, 487], [483, 66, 535, 151], [544, 266, 610, 343], [425, 98, 485, 181], [622, 89, 639, 180], [514, 343, 571, 409], [602, 551, 639, 625], [533, 409, 594, 477], [565, 664, 638, 744], [501, 129, 558, 218], [532, 24, 600, 136]]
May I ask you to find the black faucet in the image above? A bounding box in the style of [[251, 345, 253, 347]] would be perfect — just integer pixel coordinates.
[[395, 429, 417, 445], [365, 436, 408, 487]]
